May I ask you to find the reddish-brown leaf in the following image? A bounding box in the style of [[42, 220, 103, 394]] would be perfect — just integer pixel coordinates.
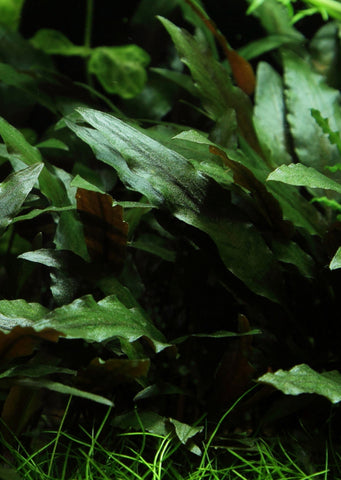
[[0, 326, 64, 363], [76, 188, 128, 272], [210, 314, 255, 410]]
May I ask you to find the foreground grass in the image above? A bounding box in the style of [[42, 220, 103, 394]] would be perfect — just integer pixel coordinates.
[[0, 397, 335, 480]]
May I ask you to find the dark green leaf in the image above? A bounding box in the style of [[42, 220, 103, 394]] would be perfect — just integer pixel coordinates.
[[15, 377, 114, 406], [66, 108, 284, 302], [284, 51, 341, 170], [254, 62, 292, 167], [34, 294, 170, 353]]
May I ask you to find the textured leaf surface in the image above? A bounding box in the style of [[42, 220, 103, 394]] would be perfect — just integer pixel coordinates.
[[0, 163, 43, 234], [88, 45, 150, 98], [254, 62, 291, 167], [158, 17, 261, 154], [267, 163, 341, 194], [35, 295, 169, 352], [258, 364, 341, 404], [0, 295, 169, 352], [284, 51, 341, 170], [66, 107, 284, 302]]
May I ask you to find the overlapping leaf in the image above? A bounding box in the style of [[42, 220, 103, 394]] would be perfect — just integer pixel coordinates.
[[66, 107, 284, 302]]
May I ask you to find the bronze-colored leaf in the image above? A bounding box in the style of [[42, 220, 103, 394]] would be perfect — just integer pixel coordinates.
[[210, 314, 255, 411], [76, 188, 128, 272], [0, 326, 64, 364], [1, 385, 43, 440], [75, 357, 150, 393]]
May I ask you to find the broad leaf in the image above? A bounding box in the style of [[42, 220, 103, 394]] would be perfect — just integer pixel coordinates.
[[66, 107, 284, 302], [0, 163, 43, 234], [0, 295, 169, 352], [88, 45, 150, 99], [258, 364, 341, 404], [283, 51, 341, 171], [34, 295, 170, 353]]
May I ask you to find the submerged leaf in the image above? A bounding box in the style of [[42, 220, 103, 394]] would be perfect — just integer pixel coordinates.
[[254, 62, 292, 167], [0, 326, 63, 363], [76, 188, 128, 271], [34, 295, 170, 353], [258, 364, 341, 404], [284, 51, 341, 170], [76, 357, 150, 393], [88, 45, 150, 99], [0, 163, 43, 234], [267, 163, 341, 194]]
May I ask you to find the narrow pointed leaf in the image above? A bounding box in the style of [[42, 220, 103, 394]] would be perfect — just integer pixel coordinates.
[[254, 62, 292, 167], [267, 163, 341, 194], [15, 377, 114, 406]]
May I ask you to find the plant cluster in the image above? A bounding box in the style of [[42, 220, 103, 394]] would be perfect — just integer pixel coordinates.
[[1, 0, 341, 475]]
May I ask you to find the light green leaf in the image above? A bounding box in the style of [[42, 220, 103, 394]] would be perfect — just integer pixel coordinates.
[[0, 163, 43, 234], [267, 163, 341, 193], [173, 129, 213, 145], [18, 248, 83, 270], [169, 418, 203, 444], [239, 34, 301, 60], [0, 298, 48, 331], [258, 364, 341, 404], [0, 116, 69, 206], [247, 0, 304, 42], [70, 174, 105, 193], [12, 205, 75, 224], [311, 108, 341, 154], [88, 45, 150, 99], [330, 246, 341, 270], [254, 62, 292, 167], [0, 0, 25, 31], [36, 138, 69, 150], [30, 29, 90, 56]]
